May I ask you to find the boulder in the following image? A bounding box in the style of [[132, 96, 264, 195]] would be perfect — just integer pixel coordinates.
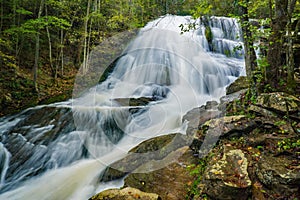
[[226, 76, 249, 95], [255, 92, 300, 113], [112, 97, 155, 107], [256, 155, 300, 196], [197, 115, 257, 157], [202, 147, 252, 200], [100, 133, 191, 182], [89, 187, 161, 200], [248, 104, 276, 118], [182, 101, 222, 137], [124, 146, 198, 200]]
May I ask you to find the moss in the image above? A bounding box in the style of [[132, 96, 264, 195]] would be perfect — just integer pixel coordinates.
[[205, 26, 213, 44]]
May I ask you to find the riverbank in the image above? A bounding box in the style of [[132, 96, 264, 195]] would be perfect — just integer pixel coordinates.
[[91, 79, 300, 199]]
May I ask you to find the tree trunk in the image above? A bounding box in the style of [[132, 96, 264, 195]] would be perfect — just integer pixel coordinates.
[[0, 0, 3, 33], [33, 0, 45, 93], [45, 5, 55, 79], [266, 0, 288, 90], [60, 29, 64, 77], [239, 1, 258, 96], [82, 0, 91, 73], [286, 0, 296, 90]]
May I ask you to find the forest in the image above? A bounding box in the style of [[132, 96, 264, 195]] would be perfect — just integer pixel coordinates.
[[0, 0, 299, 115]]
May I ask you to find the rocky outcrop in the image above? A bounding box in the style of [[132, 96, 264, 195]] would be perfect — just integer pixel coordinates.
[[202, 147, 252, 200], [182, 100, 221, 137], [100, 133, 191, 182], [196, 115, 258, 157], [124, 146, 197, 200], [98, 132, 197, 199], [255, 92, 300, 113], [1, 105, 76, 191], [93, 88, 300, 200], [256, 155, 300, 197], [89, 187, 161, 200], [226, 76, 249, 95]]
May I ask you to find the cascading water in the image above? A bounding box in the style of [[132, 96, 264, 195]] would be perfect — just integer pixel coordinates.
[[0, 15, 245, 200]]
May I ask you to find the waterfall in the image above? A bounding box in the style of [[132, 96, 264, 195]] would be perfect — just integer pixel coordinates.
[[0, 15, 245, 200]]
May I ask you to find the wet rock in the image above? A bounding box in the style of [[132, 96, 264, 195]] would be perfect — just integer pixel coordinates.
[[226, 76, 249, 95], [89, 187, 161, 200], [112, 97, 155, 107], [256, 155, 300, 196], [0, 105, 77, 192], [124, 146, 198, 200], [255, 92, 300, 113], [100, 133, 191, 182], [202, 147, 251, 200], [182, 101, 222, 137]]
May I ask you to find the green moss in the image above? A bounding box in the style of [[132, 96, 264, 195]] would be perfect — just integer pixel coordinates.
[[205, 26, 213, 44], [185, 153, 213, 199]]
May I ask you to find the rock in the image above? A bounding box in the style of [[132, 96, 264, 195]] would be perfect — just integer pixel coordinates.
[[197, 115, 257, 157], [256, 155, 300, 196], [255, 92, 300, 113], [202, 147, 252, 200], [100, 133, 191, 182], [89, 187, 161, 200], [226, 76, 249, 95], [249, 104, 276, 118], [182, 101, 222, 137], [220, 89, 248, 105], [124, 146, 198, 200], [112, 97, 155, 107], [0, 106, 77, 191]]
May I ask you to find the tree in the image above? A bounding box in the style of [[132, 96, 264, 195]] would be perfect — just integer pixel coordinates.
[[266, 0, 297, 91], [33, 0, 44, 92], [238, 0, 258, 97]]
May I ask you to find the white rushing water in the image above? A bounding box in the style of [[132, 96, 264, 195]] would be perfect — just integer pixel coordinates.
[[0, 15, 244, 200]]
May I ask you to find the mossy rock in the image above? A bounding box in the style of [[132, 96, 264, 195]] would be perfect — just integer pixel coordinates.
[[255, 92, 300, 113], [124, 147, 197, 200], [99, 133, 191, 182], [202, 147, 251, 200], [205, 26, 213, 44], [226, 76, 249, 95], [255, 155, 300, 196], [89, 187, 161, 200]]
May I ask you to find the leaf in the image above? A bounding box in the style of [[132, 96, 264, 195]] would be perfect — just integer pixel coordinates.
[[237, 159, 243, 165], [16, 8, 33, 15]]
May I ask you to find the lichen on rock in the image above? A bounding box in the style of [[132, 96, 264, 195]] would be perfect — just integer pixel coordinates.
[[89, 187, 161, 200], [202, 147, 251, 200]]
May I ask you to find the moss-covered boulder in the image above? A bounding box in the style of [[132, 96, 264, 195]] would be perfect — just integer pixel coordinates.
[[226, 76, 249, 95], [124, 146, 198, 200], [99, 133, 191, 182], [202, 147, 252, 200], [89, 187, 160, 200], [255, 92, 300, 113], [196, 115, 257, 157], [255, 155, 300, 197]]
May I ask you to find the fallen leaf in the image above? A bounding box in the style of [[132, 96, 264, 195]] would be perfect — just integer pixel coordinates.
[[237, 159, 243, 165]]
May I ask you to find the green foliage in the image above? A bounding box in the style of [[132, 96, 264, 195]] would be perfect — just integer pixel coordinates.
[[205, 26, 213, 43], [186, 154, 213, 199], [278, 138, 300, 151], [16, 8, 33, 15]]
